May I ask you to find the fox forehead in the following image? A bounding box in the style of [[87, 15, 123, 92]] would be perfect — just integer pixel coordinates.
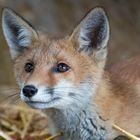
[[15, 37, 74, 63], [14, 36, 96, 86], [15, 36, 93, 68]]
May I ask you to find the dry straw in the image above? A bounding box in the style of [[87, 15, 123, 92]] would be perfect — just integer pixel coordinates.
[[113, 124, 140, 140]]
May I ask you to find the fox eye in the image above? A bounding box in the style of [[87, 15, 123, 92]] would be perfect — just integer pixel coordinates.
[[56, 63, 70, 73], [24, 62, 34, 73]]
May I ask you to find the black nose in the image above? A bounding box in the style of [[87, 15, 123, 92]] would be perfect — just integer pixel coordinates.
[[22, 85, 38, 98]]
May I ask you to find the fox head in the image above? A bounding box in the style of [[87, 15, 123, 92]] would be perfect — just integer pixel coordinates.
[[2, 8, 109, 110]]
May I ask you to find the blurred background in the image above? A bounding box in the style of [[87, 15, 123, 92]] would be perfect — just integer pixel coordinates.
[[0, 0, 140, 87]]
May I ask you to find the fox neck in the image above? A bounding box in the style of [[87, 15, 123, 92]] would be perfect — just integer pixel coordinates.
[[46, 93, 111, 140], [46, 107, 107, 140]]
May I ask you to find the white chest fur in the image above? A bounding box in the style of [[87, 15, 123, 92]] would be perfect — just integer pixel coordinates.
[[46, 107, 112, 140]]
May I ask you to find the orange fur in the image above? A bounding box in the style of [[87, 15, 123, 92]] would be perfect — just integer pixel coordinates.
[[96, 55, 140, 135]]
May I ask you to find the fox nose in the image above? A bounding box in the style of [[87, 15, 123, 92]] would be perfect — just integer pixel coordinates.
[[22, 85, 38, 98]]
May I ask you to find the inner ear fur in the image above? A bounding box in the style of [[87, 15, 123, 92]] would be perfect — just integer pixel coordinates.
[[69, 7, 110, 59]]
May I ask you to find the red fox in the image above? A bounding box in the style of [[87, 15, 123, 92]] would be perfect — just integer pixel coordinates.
[[2, 7, 140, 140]]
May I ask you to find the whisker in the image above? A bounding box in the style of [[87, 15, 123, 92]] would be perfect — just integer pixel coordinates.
[[1, 93, 19, 102], [44, 81, 93, 92], [12, 96, 21, 105], [0, 85, 20, 105], [0, 86, 19, 93], [42, 90, 85, 99], [45, 87, 92, 93], [5, 94, 20, 105]]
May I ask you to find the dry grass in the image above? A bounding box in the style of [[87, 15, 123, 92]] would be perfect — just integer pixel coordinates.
[[0, 104, 61, 140], [113, 125, 140, 140], [1, 104, 138, 140]]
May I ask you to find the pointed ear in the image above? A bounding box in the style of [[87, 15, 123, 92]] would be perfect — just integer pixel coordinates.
[[2, 8, 38, 59], [70, 8, 110, 60]]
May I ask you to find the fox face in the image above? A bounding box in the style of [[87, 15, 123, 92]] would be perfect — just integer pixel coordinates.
[[2, 8, 109, 110]]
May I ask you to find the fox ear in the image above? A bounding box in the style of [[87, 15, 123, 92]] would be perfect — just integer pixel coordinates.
[[70, 8, 110, 60], [2, 8, 38, 59]]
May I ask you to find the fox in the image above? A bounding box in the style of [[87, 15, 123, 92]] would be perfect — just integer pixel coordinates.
[[1, 7, 140, 140]]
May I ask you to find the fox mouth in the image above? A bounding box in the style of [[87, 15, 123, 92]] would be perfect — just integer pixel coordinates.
[[25, 97, 61, 109]]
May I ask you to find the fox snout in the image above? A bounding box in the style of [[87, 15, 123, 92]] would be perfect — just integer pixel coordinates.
[[22, 85, 38, 98]]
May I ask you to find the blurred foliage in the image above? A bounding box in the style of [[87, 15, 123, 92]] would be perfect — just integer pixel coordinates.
[[0, 0, 140, 87]]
